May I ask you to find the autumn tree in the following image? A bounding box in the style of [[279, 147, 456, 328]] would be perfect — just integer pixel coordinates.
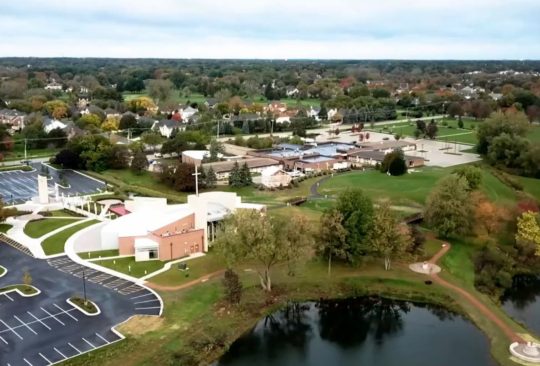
[[215, 210, 312, 292], [516, 211, 540, 255], [316, 208, 349, 276], [77, 113, 101, 129], [101, 116, 119, 131], [43, 100, 68, 119], [424, 175, 473, 238], [367, 203, 412, 270], [473, 193, 506, 236]]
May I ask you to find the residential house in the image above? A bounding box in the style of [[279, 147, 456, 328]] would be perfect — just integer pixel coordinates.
[[153, 119, 183, 138], [0, 109, 26, 132], [286, 87, 299, 97], [43, 118, 67, 133], [306, 106, 321, 121], [44, 81, 63, 91], [266, 101, 288, 114], [204, 98, 218, 109], [181, 106, 198, 120], [488, 92, 503, 101]]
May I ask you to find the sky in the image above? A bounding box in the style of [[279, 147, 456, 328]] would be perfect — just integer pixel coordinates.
[[1, 0, 539, 59]]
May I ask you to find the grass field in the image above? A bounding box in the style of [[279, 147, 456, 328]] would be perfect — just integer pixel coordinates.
[[96, 257, 169, 278], [149, 253, 223, 286], [318, 167, 517, 208], [518, 176, 540, 201], [23, 218, 80, 239], [41, 220, 100, 255], [43, 209, 83, 218], [0, 224, 12, 233], [78, 249, 119, 260]]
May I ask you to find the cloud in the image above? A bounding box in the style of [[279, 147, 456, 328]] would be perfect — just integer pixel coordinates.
[[1, 0, 539, 59]]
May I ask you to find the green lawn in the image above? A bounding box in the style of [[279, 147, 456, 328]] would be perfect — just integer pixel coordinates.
[[43, 209, 83, 218], [23, 218, 80, 239], [95, 257, 169, 278], [526, 126, 540, 144], [41, 220, 100, 255], [0, 284, 38, 295], [78, 249, 120, 260], [518, 176, 540, 201], [318, 167, 517, 208], [0, 224, 12, 233], [149, 253, 224, 286]]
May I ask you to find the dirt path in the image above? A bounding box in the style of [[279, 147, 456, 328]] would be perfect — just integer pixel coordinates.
[[427, 243, 524, 343], [146, 270, 225, 291]]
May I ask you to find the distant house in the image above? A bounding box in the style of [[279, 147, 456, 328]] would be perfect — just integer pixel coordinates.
[[488, 92, 503, 101], [153, 119, 183, 138], [43, 118, 67, 133], [261, 166, 292, 188], [62, 121, 85, 139], [266, 101, 288, 114], [0, 109, 26, 132], [306, 106, 321, 121], [231, 113, 262, 123], [105, 108, 121, 119], [182, 150, 210, 165], [204, 98, 218, 109], [44, 81, 63, 91], [286, 87, 299, 97], [181, 106, 198, 120]]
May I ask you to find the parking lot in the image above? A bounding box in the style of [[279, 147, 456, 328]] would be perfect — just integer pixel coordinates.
[[0, 163, 106, 204], [0, 242, 162, 366]]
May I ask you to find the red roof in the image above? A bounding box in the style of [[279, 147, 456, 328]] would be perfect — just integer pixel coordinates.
[[109, 204, 130, 216]]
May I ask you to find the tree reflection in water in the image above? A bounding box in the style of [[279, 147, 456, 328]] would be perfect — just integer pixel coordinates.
[[316, 297, 409, 347], [501, 275, 540, 310]]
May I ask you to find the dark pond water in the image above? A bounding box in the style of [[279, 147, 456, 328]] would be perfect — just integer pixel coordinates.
[[501, 275, 540, 335], [217, 297, 495, 366]]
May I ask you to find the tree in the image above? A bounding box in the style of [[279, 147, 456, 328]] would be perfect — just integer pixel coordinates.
[[366, 203, 412, 270], [447, 102, 464, 118], [516, 211, 540, 255], [54, 149, 79, 169], [208, 139, 224, 162], [206, 167, 217, 188], [43, 100, 68, 119], [473, 193, 505, 236], [239, 163, 252, 186], [453, 165, 482, 191], [131, 151, 149, 174], [102, 116, 119, 131], [457, 117, 464, 129], [426, 120, 438, 139], [172, 163, 196, 192], [222, 269, 242, 304], [119, 114, 138, 130], [23, 270, 32, 286], [77, 113, 101, 129], [335, 189, 374, 258], [477, 110, 529, 155], [0, 198, 17, 222], [107, 145, 130, 169], [424, 175, 473, 238], [408, 225, 426, 255], [316, 209, 349, 276], [228, 161, 242, 187], [487, 133, 529, 169], [380, 149, 407, 176], [215, 210, 312, 292], [146, 79, 173, 104]]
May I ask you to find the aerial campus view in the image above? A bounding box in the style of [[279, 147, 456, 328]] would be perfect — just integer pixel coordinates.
[[0, 2, 540, 366]]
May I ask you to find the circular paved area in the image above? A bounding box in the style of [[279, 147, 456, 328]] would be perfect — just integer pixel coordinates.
[[409, 262, 441, 274], [510, 342, 540, 363]]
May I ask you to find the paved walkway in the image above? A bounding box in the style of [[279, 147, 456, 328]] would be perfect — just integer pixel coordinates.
[[420, 243, 524, 344]]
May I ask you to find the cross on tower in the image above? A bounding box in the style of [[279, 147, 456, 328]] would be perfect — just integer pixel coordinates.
[[192, 165, 201, 197]]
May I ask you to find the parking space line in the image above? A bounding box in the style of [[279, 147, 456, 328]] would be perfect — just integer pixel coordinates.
[[95, 333, 109, 344], [53, 304, 78, 322], [39, 352, 52, 364], [14, 315, 37, 335], [130, 293, 152, 300], [83, 337, 95, 348], [23, 358, 32, 366], [0, 335, 8, 344], [135, 306, 161, 310], [134, 299, 159, 304], [4, 293, 13, 301], [0, 319, 23, 340], [27, 311, 51, 330], [40, 307, 65, 326], [54, 347, 67, 359], [68, 342, 81, 353]]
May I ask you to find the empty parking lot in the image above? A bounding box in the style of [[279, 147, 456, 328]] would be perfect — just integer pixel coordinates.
[[0, 242, 162, 366], [0, 163, 106, 204]]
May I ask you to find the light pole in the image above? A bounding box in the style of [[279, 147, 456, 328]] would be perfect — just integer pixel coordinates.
[[82, 269, 87, 303], [170, 242, 173, 260]]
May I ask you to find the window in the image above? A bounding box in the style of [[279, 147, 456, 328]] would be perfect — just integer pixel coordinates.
[[149, 250, 158, 259]]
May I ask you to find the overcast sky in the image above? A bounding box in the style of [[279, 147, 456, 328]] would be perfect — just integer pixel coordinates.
[[1, 0, 539, 59]]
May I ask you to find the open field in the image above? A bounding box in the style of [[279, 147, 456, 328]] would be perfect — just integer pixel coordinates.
[[77, 249, 119, 260], [41, 220, 99, 255], [0, 224, 12, 233], [149, 253, 223, 286], [23, 218, 80, 238]]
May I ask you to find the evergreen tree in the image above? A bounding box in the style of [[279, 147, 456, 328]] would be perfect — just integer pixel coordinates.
[[198, 164, 207, 188], [206, 167, 217, 188], [240, 163, 252, 186], [228, 161, 241, 187], [222, 269, 242, 304], [130, 151, 149, 174]]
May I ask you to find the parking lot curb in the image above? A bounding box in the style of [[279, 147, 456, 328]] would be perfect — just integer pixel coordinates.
[[67, 298, 101, 317], [0, 285, 41, 297]]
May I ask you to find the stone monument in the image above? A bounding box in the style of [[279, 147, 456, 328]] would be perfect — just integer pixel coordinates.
[[37, 174, 49, 204]]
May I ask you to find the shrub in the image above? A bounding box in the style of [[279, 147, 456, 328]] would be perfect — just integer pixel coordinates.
[[222, 269, 242, 304]]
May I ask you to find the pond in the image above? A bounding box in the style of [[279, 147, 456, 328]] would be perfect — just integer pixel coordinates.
[[501, 275, 540, 335], [217, 297, 495, 366]]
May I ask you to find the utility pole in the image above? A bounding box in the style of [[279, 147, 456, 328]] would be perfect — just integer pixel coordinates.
[[24, 138, 27, 163], [216, 120, 220, 140], [192, 164, 201, 197]]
